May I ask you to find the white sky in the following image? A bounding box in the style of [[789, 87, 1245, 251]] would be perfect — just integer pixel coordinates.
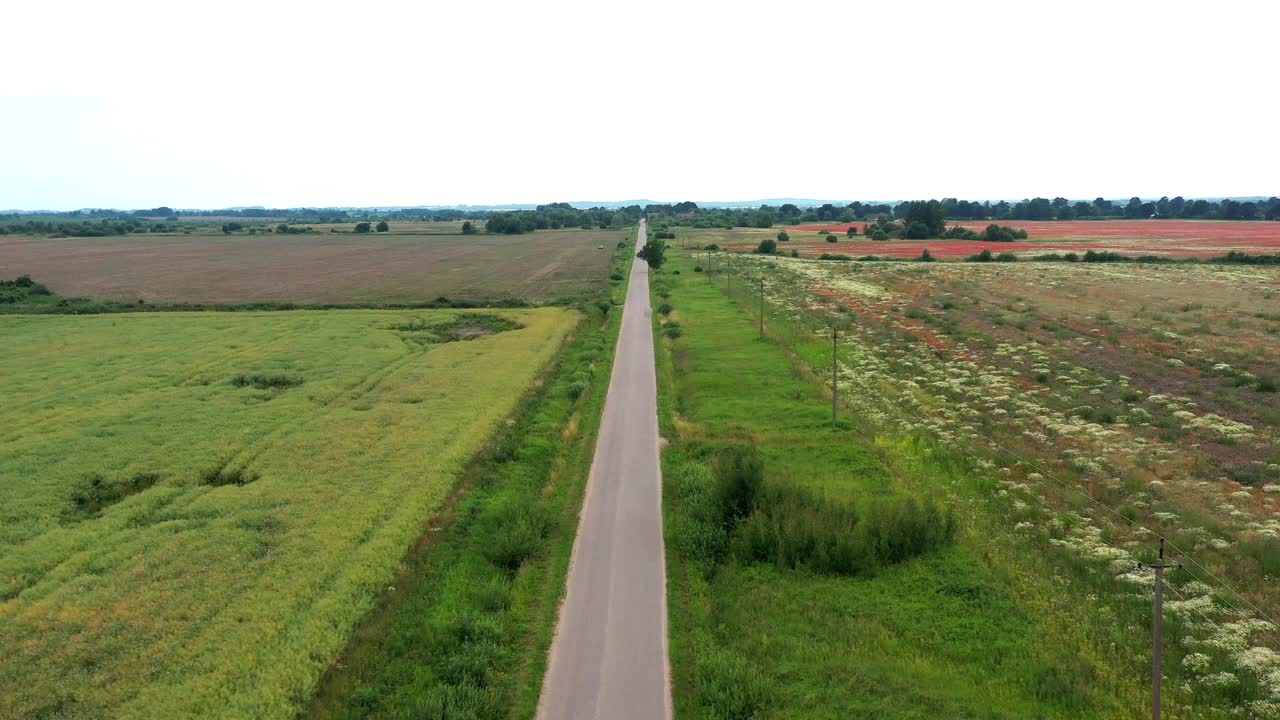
[[2, 0, 1276, 210]]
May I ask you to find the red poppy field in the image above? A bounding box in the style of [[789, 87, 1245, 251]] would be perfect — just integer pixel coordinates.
[[780, 219, 1280, 259]]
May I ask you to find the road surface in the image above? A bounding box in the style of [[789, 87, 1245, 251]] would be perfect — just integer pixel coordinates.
[[538, 220, 672, 720]]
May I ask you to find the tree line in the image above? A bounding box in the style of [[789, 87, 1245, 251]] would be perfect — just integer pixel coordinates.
[[483, 203, 645, 234], [644, 196, 1280, 228]]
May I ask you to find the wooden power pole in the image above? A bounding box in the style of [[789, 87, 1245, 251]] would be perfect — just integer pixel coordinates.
[[1139, 537, 1180, 720]]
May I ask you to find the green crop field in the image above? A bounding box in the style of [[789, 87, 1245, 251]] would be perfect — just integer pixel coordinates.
[[0, 307, 578, 719]]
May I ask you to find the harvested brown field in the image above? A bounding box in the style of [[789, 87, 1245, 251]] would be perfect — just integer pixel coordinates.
[[0, 228, 626, 304]]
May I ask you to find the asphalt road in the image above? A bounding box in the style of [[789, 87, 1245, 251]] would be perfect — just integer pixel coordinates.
[[538, 220, 672, 720]]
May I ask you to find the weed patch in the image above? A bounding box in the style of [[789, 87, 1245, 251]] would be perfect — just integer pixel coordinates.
[[65, 472, 162, 519]]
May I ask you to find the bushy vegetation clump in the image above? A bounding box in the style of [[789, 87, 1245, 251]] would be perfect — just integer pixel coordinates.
[[0, 275, 53, 304], [669, 445, 953, 578], [981, 224, 1030, 242]]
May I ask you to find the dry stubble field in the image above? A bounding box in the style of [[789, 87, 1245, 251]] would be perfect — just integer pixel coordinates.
[[0, 227, 626, 305]]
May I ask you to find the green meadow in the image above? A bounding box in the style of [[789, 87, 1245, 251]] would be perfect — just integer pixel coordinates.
[[0, 308, 577, 719], [652, 253, 1135, 719]]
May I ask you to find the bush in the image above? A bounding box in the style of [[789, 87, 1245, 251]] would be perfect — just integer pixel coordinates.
[[375, 221, 389, 232], [846, 225, 858, 236], [1211, 251, 1280, 265], [981, 224, 1027, 242], [755, 238, 777, 254], [819, 253, 852, 261], [868, 228, 889, 241], [966, 249, 994, 263], [461, 221, 476, 234], [905, 221, 930, 239], [732, 485, 955, 576], [776, 230, 789, 242], [1258, 376, 1278, 393], [658, 302, 673, 315], [354, 222, 371, 233], [663, 322, 683, 339], [712, 446, 763, 527], [917, 249, 936, 262], [943, 225, 980, 239], [825, 234, 838, 243], [703, 243, 720, 251], [694, 265, 703, 272], [483, 505, 552, 573], [609, 272, 624, 281], [996, 252, 1018, 262], [1083, 250, 1129, 263], [790, 249, 799, 258]]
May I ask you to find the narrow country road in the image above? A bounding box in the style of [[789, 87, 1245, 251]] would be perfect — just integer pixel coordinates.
[[538, 220, 672, 720]]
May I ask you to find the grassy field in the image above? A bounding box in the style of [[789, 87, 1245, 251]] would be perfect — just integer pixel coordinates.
[[651, 252, 1135, 719], [660, 232, 1280, 717], [0, 307, 578, 719], [0, 227, 626, 305]]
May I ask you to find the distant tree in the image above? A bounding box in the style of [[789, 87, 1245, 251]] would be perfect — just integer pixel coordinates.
[[778, 203, 801, 218], [902, 201, 946, 237], [918, 249, 935, 262], [354, 222, 371, 233], [637, 237, 667, 269], [755, 238, 777, 254], [277, 223, 289, 233], [461, 221, 476, 234], [1267, 199, 1280, 221], [846, 225, 858, 236], [376, 221, 389, 232], [905, 221, 930, 239], [220, 222, 242, 234], [776, 230, 790, 242]]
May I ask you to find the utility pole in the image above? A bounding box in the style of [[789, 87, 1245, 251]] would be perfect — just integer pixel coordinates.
[[1138, 537, 1180, 720], [831, 327, 838, 428]]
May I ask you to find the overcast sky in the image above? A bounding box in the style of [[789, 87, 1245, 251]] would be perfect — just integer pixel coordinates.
[[2, 0, 1276, 210]]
